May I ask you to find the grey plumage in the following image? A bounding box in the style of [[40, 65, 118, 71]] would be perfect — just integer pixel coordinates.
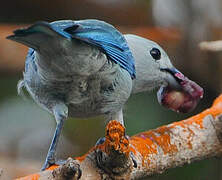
[[8, 20, 134, 170], [13, 21, 133, 122]]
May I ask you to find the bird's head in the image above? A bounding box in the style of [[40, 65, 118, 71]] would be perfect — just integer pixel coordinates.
[[125, 34, 203, 113]]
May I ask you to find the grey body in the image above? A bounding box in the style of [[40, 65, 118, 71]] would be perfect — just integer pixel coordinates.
[[21, 34, 179, 120], [24, 38, 132, 121], [10, 21, 136, 170], [24, 34, 176, 121]]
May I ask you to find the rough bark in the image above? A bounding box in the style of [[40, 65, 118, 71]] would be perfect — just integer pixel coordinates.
[[16, 94, 222, 180]]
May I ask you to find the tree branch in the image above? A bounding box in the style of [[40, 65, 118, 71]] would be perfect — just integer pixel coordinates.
[[199, 40, 222, 52], [16, 95, 222, 180]]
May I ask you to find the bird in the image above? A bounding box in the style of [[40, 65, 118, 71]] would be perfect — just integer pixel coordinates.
[[7, 20, 203, 170], [7, 19, 135, 170]]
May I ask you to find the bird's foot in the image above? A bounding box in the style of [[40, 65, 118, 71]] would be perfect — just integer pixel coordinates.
[[56, 159, 67, 166], [41, 155, 56, 171], [41, 159, 68, 171], [95, 135, 131, 146], [95, 137, 106, 145], [130, 152, 137, 168], [95, 136, 137, 168]]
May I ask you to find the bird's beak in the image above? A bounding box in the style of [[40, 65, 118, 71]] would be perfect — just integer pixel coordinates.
[[160, 68, 185, 89], [157, 67, 204, 113]]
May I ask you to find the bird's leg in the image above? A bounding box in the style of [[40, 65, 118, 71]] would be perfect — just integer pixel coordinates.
[[96, 111, 138, 167], [117, 110, 124, 126], [41, 120, 64, 171], [41, 103, 68, 171], [111, 109, 124, 126], [95, 137, 106, 145]]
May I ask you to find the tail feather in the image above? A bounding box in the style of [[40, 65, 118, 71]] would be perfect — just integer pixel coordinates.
[[17, 79, 31, 101], [6, 21, 70, 49], [17, 79, 25, 97]]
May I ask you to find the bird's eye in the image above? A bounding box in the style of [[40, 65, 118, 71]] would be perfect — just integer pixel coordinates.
[[150, 48, 161, 60]]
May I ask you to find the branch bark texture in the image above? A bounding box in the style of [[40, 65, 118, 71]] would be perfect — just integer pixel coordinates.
[[16, 95, 222, 180]]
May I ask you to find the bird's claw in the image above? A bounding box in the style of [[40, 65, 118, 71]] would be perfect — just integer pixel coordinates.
[[130, 152, 137, 168], [95, 137, 106, 145], [95, 136, 137, 168], [55, 159, 67, 166], [41, 159, 67, 171], [41, 157, 56, 171]]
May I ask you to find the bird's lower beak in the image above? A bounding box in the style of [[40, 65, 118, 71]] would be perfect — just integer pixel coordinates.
[[157, 68, 204, 113], [161, 68, 184, 89]]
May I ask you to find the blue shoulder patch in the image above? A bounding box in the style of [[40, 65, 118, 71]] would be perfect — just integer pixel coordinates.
[[50, 20, 136, 79]]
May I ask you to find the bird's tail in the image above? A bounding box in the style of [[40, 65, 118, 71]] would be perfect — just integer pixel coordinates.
[[17, 79, 25, 96], [17, 79, 30, 101], [6, 22, 70, 50]]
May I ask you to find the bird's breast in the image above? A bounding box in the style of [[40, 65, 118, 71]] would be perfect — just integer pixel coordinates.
[[66, 74, 114, 116], [66, 66, 132, 118]]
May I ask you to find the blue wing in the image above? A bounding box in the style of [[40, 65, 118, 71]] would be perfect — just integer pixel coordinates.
[[50, 20, 136, 79]]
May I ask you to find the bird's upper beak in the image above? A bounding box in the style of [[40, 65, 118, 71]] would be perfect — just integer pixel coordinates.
[[157, 67, 204, 113]]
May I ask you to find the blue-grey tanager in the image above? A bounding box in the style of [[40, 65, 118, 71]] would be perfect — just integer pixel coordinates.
[[7, 19, 203, 170]]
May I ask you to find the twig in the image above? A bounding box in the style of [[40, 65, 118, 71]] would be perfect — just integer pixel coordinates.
[[199, 40, 222, 52], [16, 94, 222, 180]]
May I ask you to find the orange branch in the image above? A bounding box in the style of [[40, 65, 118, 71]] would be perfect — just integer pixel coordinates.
[[16, 95, 222, 180]]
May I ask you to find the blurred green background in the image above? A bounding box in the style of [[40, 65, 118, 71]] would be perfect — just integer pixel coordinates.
[[0, 0, 222, 179]]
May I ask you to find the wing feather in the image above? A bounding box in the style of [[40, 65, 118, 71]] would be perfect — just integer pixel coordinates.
[[50, 19, 136, 78]]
